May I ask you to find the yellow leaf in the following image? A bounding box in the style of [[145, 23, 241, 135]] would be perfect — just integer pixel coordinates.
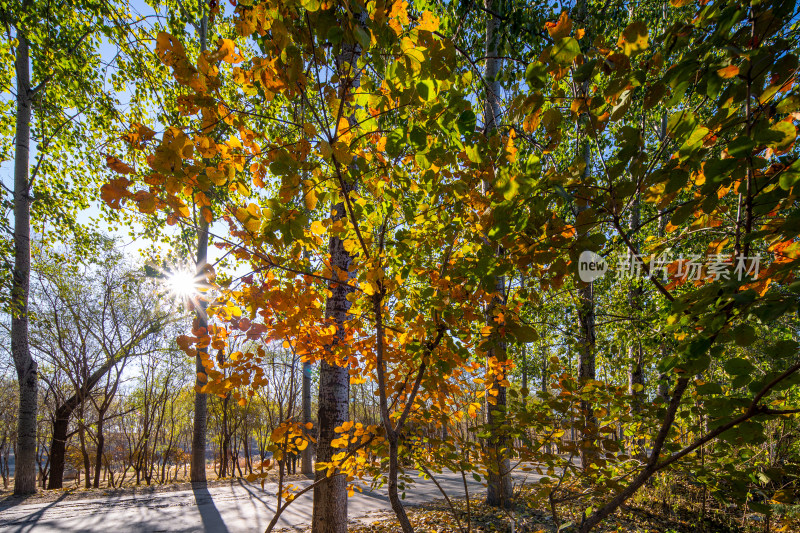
[[332, 141, 350, 162], [196, 136, 217, 158], [214, 39, 243, 64], [303, 179, 318, 210], [206, 167, 226, 186], [618, 21, 648, 56], [310, 220, 326, 235], [201, 206, 213, 224], [523, 110, 541, 133], [417, 11, 439, 32]]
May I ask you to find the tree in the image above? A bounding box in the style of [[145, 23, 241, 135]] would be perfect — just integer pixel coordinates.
[[9, 14, 36, 494], [30, 240, 169, 488]]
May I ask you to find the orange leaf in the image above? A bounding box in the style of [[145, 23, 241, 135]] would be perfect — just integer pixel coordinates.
[[546, 11, 572, 40], [717, 65, 739, 78], [106, 156, 134, 174]]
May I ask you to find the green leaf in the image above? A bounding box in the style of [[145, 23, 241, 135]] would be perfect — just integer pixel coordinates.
[[354, 26, 371, 50], [456, 110, 476, 135], [416, 80, 436, 102], [385, 128, 404, 157], [408, 126, 427, 150], [510, 324, 538, 342], [328, 26, 344, 45], [756, 121, 796, 152], [525, 62, 547, 88], [724, 357, 755, 376], [551, 37, 580, 64], [733, 324, 757, 347]]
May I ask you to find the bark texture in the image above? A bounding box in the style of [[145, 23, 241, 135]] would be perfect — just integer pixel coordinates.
[[191, 217, 210, 482], [311, 215, 353, 533], [12, 30, 38, 496], [190, 7, 210, 483]]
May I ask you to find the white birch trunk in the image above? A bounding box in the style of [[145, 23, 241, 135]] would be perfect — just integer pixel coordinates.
[[11, 29, 38, 496]]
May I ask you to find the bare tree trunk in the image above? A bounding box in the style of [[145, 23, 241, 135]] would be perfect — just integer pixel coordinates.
[[301, 362, 313, 475], [483, 0, 512, 508], [190, 6, 210, 485], [11, 26, 38, 497]]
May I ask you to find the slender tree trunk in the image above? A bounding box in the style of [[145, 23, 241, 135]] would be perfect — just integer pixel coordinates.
[[221, 394, 229, 478], [93, 415, 105, 488], [386, 432, 414, 533], [627, 194, 645, 428], [11, 27, 38, 497], [78, 418, 91, 489], [482, 0, 512, 508], [301, 362, 313, 475], [190, 7, 210, 485], [577, 255, 596, 471]]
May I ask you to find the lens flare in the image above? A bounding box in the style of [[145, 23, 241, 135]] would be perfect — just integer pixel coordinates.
[[167, 269, 198, 298]]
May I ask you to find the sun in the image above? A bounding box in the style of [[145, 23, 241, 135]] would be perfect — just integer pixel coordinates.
[[167, 269, 198, 299]]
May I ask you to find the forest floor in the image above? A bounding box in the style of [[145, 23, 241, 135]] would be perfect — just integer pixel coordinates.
[[330, 483, 792, 533]]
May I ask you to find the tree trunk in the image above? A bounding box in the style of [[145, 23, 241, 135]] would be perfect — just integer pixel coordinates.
[[301, 361, 313, 475], [78, 419, 91, 489], [627, 191, 644, 418], [48, 405, 73, 489], [312, 9, 364, 532], [221, 394, 229, 478], [11, 26, 38, 497], [93, 416, 105, 488], [312, 295, 351, 533], [387, 433, 414, 533], [312, 178, 355, 533], [482, 0, 512, 508], [577, 259, 596, 471], [190, 7, 210, 485]]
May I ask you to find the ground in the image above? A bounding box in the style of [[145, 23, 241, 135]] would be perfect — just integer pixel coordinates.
[[0, 470, 500, 533], [0, 471, 783, 533]]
